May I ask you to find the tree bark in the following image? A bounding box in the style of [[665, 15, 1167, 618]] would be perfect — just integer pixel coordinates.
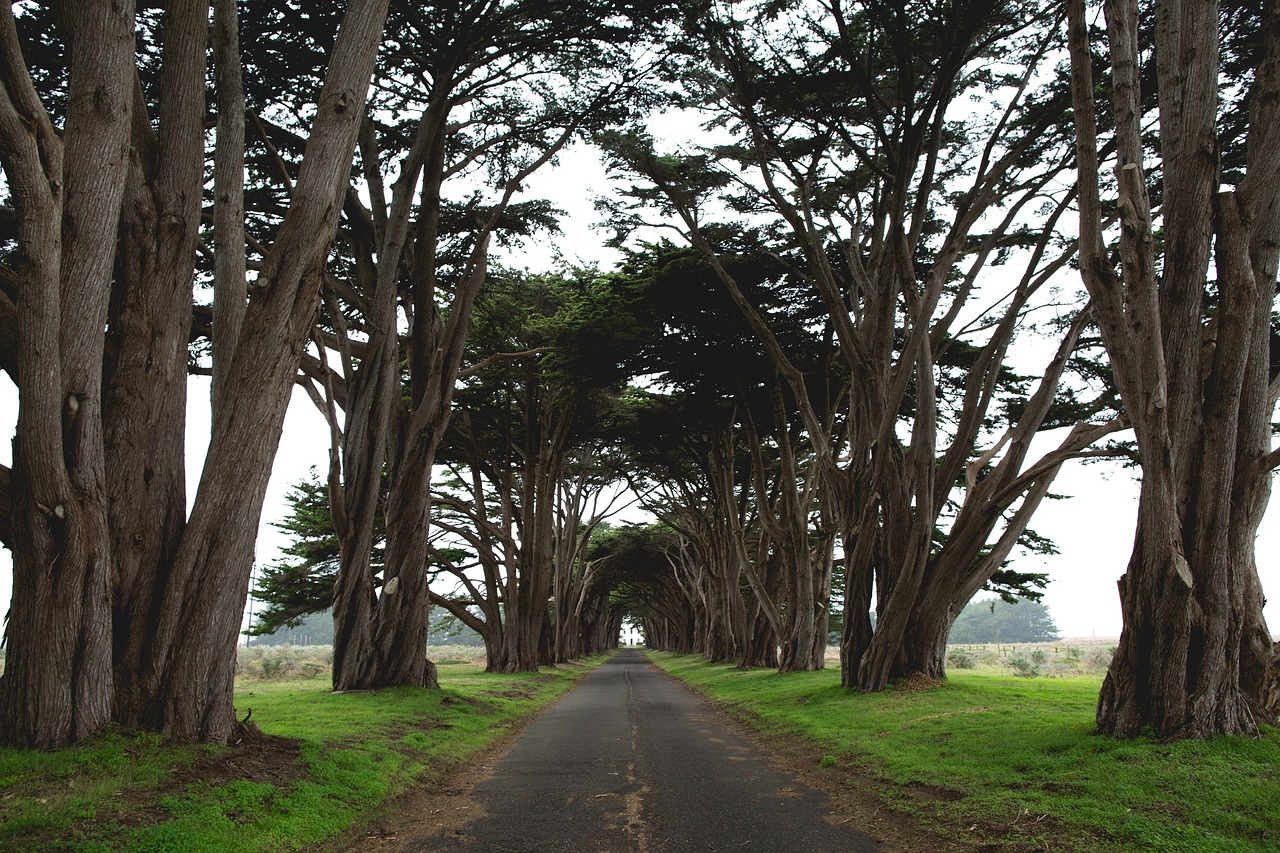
[[1068, 0, 1278, 739], [141, 0, 390, 741], [107, 0, 208, 730], [0, 0, 135, 746]]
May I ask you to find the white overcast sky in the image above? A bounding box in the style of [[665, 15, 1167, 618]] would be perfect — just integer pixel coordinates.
[[1, 142, 1277, 642]]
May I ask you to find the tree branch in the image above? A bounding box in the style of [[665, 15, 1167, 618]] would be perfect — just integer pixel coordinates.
[[457, 346, 565, 379]]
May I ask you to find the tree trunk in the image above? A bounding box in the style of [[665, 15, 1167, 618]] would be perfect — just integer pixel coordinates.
[[107, 0, 207, 730], [1068, 0, 1278, 739], [141, 0, 390, 741], [0, 0, 135, 747], [331, 105, 441, 692], [368, 431, 441, 689]]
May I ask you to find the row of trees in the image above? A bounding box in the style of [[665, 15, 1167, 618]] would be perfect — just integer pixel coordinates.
[[2, 0, 1277, 747], [598, 0, 1279, 739], [0, 0, 677, 747], [601, 0, 1132, 697]]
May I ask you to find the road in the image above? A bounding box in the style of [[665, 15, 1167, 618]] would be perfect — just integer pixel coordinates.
[[402, 648, 881, 852]]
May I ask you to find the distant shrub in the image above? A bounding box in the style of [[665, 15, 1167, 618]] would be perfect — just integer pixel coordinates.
[[947, 650, 976, 669], [236, 645, 332, 681], [1087, 646, 1116, 672], [1009, 652, 1043, 678]]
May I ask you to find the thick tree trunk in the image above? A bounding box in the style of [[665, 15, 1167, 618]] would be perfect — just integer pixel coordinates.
[[0, 0, 134, 747], [368, 432, 441, 689], [331, 107, 439, 692], [740, 602, 778, 669], [141, 0, 390, 741], [107, 0, 208, 730], [1068, 0, 1278, 739], [330, 323, 398, 691], [1096, 218, 1274, 737]]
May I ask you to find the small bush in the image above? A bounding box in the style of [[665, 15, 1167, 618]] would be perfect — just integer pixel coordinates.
[[1008, 654, 1041, 678], [947, 650, 976, 669], [1086, 646, 1116, 672]]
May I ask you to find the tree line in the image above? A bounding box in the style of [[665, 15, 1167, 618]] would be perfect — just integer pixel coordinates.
[[1, 0, 1276, 749]]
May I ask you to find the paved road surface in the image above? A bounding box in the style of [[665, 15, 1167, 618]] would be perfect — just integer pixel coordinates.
[[410, 649, 880, 852]]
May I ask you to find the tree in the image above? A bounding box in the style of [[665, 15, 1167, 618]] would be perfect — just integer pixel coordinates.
[[247, 470, 366, 639], [589, 523, 697, 654], [0, 0, 136, 747], [603, 0, 1124, 691], [1, 0, 392, 745], [947, 597, 1061, 644], [431, 269, 643, 672], [619, 245, 840, 670], [1066, 0, 1278, 738], [281, 0, 672, 691]]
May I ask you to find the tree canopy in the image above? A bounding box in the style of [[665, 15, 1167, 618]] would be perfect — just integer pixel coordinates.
[[0, 0, 1276, 746]]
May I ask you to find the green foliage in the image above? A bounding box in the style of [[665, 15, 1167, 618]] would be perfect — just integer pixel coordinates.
[[587, 523, 688, 624], [948, 596, 1061, 644], [649, 653, 1280, 852], [0, 657, 610, 850], [247, 470, 371, 637], [1008, 650, 1048, 678]]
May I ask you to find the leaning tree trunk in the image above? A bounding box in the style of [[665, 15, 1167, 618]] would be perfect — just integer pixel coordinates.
[[330, 102, 444, 692], [0, 0, 134, 747], [139, 0, 390, 742], [1068, 0, 1278, 739]]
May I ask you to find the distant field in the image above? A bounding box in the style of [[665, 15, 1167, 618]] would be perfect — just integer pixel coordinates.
[[234, 642, 488, 681], [822, 638, 1121, 677]]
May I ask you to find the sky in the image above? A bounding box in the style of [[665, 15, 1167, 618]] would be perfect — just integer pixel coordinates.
[[1, 143, 1277, 643]]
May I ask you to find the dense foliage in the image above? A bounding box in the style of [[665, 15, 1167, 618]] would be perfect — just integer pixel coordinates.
[[948, 598, 1062, 644]]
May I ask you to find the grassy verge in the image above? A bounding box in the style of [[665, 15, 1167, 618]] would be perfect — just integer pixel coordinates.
[[0, 649, 609, 851], [649, 651, 1278, 852]]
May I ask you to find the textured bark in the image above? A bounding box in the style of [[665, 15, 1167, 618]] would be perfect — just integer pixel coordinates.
[[210, 0, 247, 417], [1068, 0, 1278, 739], [0, 0, 134, 746], [107, 0, 208, 730], [143, 0, 390, 741], [330, 108, 442, 692]]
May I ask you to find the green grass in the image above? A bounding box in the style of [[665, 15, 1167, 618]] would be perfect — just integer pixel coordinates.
[[649, 651, 1280, 852], [0, 653, 609, 851]]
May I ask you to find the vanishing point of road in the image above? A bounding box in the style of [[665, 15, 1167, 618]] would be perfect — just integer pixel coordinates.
[[396, 648, 881, 852]]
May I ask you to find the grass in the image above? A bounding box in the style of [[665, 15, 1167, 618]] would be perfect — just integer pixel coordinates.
[[0, 646, 608, 851], [649, 650, 1280, 852]]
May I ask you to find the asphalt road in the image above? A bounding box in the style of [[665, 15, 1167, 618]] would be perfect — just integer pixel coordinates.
[[411, 648, 881, 852]]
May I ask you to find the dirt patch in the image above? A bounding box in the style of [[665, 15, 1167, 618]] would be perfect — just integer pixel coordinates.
[[893, 672, 943, 693], [113, 726, 306, 830], [165, 726, 307, 792]]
